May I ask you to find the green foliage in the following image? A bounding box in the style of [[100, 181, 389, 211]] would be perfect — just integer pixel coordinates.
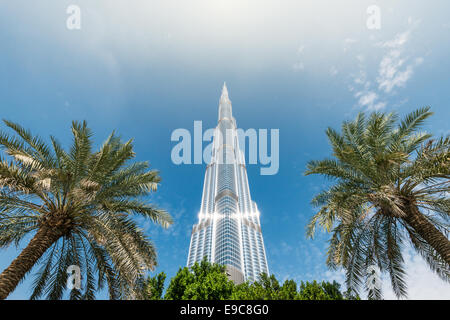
[[305, 108, 450, 299], [321, 280, 344, 300], [140, 272, 166, 300], [165, 258, 234, 300], [0, 120, 173, 299], [231, 274, 281, 300], [231, 274, 303, 300], [298, 280, 343, 300], [343, 288, 361, 300], [278, 279, 298, 300], [231, 275, 343, 300], [145, 260, 346, 300]]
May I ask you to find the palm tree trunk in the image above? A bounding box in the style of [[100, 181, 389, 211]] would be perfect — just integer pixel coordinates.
[[0, 227, 61, 300], [403, 205, 450, 266]]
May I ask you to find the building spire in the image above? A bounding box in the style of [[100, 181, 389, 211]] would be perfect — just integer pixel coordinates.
[[221, 82, 229, 99], [219, 82, 232, 120]]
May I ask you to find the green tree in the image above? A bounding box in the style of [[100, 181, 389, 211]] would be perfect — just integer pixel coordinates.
[[278, 279, 298, 300], [146, 259, 346, 300], [230, 282, 253, 299], [165, 259, 234, 300], [140, 272, 166, 300], [298, 281, 327, 300], [343, 288, 361, 300], [298, 280, 343, 300], [231, 274, 344, 300], [0, 120, 172, 299], [231, 273, 281, 300], [232, 275, 344, 300], [305, 108, 450, 299], [321, 280, 344, 300]]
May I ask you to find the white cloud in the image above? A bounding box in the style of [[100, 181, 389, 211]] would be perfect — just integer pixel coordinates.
[[378, 31, 410, 49], [322, 248, 450, 300], [353, 70, 367, 85], [370, 102, 388, 112], [348, 18, 424, 112], [376, 29, 423, 94], [355, 91, 387, 111], [378, 57, 413, 93], [356, 91, 377, 106], [381, 248, 450, 300]]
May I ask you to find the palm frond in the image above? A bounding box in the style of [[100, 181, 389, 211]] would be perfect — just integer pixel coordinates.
[[0, 120, 171, 299]]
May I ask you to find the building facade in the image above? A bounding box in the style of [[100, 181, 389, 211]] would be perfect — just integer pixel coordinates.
[[187, 83, 269, 283]]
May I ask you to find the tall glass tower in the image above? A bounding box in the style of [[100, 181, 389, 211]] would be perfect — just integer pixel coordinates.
[[187, 83, 269, 283]]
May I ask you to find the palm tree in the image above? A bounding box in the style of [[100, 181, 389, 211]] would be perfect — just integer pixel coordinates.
[[0, 120, 172, 299], [305, 107, 449, 299]]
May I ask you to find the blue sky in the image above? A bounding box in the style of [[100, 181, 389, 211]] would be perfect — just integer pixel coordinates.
[[0, 1, 449, 299]]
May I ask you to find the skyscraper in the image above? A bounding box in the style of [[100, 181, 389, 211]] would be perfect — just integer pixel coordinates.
[[187, 83, 269, 284]]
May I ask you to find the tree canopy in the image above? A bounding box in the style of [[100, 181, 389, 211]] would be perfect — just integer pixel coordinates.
[[305, 108, 449, 299], [142, 259, 349, 300], [0, 120, 172, 299]]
